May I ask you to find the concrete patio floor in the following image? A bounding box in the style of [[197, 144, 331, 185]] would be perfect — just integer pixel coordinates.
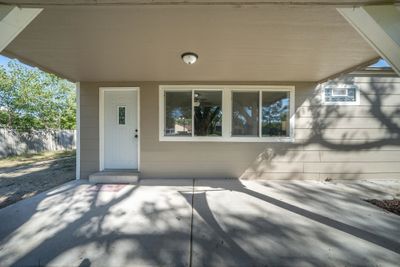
[[0, 179, 399, 267]]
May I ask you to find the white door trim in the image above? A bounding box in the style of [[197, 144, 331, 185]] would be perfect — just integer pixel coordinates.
[[99, 87, 140, 171]]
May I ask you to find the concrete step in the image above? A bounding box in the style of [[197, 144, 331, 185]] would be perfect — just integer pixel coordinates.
[[89, 170, 139, 184]]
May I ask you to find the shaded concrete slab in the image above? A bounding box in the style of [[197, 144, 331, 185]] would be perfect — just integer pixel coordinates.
[[0, 179, 399, 267], [191, 179, 400, 267], [0, 179, 193, 267]]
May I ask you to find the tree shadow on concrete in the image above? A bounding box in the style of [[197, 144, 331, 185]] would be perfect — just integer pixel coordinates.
[[0, 181, 194, 267], [181, 179, 400, 266], [0, 178, 399, 267]]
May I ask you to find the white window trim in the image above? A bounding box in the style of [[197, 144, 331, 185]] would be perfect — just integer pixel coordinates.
[[322, 84, 360, 106], [159, 85, 295, 142]]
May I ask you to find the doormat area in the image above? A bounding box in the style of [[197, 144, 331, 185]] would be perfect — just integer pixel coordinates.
[[88, 184, 127, 192]]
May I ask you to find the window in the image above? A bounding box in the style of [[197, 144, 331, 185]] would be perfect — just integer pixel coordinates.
[[164, 91, 192, 136], [159, 86, 294, 142], [118, 106, 126, 125], [323, 84, 359, 105], [262, 92, 290, 137], [194, 91, 223, 136], [232, 92, 259, 136]]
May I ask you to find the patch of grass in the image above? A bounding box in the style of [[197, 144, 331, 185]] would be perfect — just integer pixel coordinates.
[[0, 150, 76, 168]]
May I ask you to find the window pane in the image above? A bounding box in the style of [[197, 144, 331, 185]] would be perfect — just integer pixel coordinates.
[[262, 91, 290, 137], [194, 91, 222, 136], [165, 91, 192, 136], [325, 86, 357, 103], [118, 106, 126, 125], [232, 92, 259, 136]]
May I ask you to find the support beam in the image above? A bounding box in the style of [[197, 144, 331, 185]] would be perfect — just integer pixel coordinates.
[[0, 5, 42, 53], [0, 1, 396, 7], [338, 5, 400, 76], [76, 82, 80, 180]]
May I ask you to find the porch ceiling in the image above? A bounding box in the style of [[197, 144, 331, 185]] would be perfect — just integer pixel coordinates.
[[3, 4, 379, 82], [0, 0, 392, 5]]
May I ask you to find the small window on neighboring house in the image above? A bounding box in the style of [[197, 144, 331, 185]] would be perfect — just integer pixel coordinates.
[[323, 84, 359, 105]]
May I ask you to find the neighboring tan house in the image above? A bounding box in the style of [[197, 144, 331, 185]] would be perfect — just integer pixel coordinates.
[[0, 1, 399, 182]]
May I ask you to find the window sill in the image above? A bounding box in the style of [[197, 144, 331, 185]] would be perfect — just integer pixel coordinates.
[[159, 136, 295, 143], [322, 101, 360, 106]]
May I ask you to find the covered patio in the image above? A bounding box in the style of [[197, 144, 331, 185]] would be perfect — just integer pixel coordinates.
[[1, 1, 400, 181], [1, 0, 400, 181], [0, 179, 399, 266], [1, 1, 400, 266]]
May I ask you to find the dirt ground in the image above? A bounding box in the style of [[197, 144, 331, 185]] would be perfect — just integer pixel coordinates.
[[366, 199, 400, 216], [0, 150, 76, 209]]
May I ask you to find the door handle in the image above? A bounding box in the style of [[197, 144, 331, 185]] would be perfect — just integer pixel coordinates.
[[135, 134, 138, 138]]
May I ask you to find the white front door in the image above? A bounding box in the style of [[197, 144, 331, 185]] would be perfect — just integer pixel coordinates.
[[103, 89, 138, 169]]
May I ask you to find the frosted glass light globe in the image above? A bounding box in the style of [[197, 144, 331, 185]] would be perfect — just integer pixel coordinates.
[[181, 52, 198, 65]]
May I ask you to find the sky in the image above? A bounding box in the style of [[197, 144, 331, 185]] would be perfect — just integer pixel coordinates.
[[369, 58, 391, 68], [0, 55, 35, 71], [0, 55, 11, 69]]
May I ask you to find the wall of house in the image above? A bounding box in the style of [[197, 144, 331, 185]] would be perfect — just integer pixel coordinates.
[[79, 77, 400, 180]]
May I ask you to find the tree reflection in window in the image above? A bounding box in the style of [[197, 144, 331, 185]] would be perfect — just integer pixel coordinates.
[[232, 92, 259, 136], [165, 91, 192, 136], [118, 106, 126, 125], [194, 91, 222, 136], [262, 92, 289, 137]]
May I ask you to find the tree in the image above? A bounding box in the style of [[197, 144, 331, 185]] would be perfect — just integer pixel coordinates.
[[0, 60, 76, 131], [194, 105, 222, 136]]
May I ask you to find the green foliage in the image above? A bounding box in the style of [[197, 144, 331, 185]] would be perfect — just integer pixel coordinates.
[[0, 60, 76, 131]]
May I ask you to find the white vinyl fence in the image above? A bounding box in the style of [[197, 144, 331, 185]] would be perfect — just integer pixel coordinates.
[[0, 128, 76, 158]]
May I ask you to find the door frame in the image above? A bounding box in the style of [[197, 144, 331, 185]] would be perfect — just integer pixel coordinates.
[[99, 87, 140, 171]]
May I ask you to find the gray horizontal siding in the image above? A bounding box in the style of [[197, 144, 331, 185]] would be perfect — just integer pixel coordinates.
[[295, 129, 394, 140], [79, 77, 400, 180], [296, 117, 400, 129], [296, 106, 400, 118]]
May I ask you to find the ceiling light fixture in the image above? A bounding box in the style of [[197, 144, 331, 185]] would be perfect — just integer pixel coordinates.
[[181, 52, 198, 65]]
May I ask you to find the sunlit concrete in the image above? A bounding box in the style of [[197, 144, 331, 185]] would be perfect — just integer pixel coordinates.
[[0, 180, 193, 267], [0, 179, 399, 267]]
